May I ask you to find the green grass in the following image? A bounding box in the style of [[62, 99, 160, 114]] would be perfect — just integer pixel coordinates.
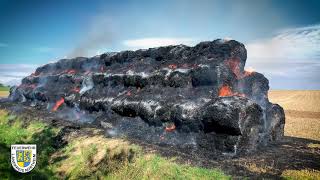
[[0, 109, 231, 179], [0, 110, 60, 179], [0, 86, 9, 91], [108, 154, 230, 180]]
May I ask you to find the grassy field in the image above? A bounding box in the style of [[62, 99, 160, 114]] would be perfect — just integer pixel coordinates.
[[0, 110, 230, 179], [0, 85, 9, 98], [0, 86, 9, 91]]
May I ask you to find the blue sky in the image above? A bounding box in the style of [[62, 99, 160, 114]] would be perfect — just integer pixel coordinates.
[[0, 0, 319, 89]]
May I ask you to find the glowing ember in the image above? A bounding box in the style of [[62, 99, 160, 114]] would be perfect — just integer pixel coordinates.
[[235, 93, 246, 97], [165, 124, 176, 132], [160, 135, 165, 140], [19, 84, 37, 89], [52, 98, 65, 112], [31, 72, 40, 76], [71, 87, 80, 93], [64, 69, 76, 74], [218, 85, 233, 97], [100, 66, 105, 72], [126, 91, 132, 96], [168, 64, 177, 70], [225, 58, 241, 79], [182, 63, 189, 68], [84, 71, 91, 75], [225, 58, 256, 79]]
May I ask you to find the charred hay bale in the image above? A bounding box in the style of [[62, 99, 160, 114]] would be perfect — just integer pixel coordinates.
[[266, 103, 285, 141], [200, 97, 264, 153], [238, 72, 269, 107], [8, 39, 285, 155], [201, 97, 263, 135]]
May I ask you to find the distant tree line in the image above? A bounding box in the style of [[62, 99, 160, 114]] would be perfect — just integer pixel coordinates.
[[0, 83, 6, 87]]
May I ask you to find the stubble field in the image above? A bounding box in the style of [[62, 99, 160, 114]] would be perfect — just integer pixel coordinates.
[[269, 90, 320, 141]]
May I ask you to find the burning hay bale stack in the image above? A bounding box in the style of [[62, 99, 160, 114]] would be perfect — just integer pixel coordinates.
[[9, 39, 285, 155]]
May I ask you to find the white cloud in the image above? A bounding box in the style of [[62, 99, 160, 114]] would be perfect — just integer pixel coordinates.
[[245, 24, 320, 89], [123, 38, 195, 49], [0, 43, 8, 47], [246, 24, 320, 61], [0, 64, 38, 86]]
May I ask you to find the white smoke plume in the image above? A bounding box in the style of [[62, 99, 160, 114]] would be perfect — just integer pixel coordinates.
[[69, 16, 116, 57]]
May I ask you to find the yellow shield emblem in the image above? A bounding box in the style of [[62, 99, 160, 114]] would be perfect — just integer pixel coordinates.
[[16, 150, 32, 167], [11, 144, 37, 173]]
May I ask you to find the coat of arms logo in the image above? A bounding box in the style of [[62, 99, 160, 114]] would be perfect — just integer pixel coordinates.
[[11, 144, 37, 173]]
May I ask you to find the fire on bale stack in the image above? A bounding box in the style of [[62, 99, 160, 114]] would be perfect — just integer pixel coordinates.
[[9, 39, 285, 155]]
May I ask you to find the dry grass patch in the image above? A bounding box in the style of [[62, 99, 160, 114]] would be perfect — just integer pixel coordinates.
[[282, 169, 320, 180], [242, 162, 274, 174], [0, 91, 8, 98], [308, 143, 320, 149], [51, 129, 139, 179]]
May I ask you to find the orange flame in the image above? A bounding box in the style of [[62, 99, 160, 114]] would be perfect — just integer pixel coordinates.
[[218, 85, 233, 96], [165, 124, 176, 132], [168, 64, 177, 70], [225, 58, 255, 79], [52, 98, 65, 112], [218, 85, 246, 97]]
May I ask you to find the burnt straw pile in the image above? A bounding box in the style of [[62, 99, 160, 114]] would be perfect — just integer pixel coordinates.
[[9, 39, 285, 155]]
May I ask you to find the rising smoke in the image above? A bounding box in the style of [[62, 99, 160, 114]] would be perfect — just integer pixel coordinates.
[[69, 16, 117, 58]]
